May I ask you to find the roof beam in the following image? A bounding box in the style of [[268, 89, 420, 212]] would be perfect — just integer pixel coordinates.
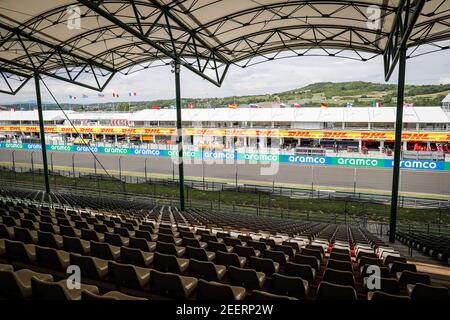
[[383, 0, 426, 81], [77, 0, 230, 86], [0, 22, 116, 91], [0, 68, 31, 95]]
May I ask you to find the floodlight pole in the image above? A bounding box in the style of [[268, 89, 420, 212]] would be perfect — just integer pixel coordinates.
[[389, 46, 407, 243], [34, 71, 50, 194], [173, 60, 186, 211]]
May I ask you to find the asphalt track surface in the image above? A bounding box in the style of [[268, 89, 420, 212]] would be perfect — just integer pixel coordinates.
[[1, 149, 449, 197]]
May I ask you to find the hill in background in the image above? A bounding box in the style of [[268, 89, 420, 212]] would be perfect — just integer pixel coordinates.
[[4, 81, 450, 111]]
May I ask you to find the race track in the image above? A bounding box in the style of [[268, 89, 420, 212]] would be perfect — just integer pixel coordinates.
[[1, 149, 449, 197]]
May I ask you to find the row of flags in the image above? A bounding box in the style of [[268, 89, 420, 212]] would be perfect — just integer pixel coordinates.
[[68, 92, 138, 100]]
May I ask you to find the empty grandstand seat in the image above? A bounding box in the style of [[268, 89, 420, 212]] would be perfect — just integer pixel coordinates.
[[358, 256, 382, 269], [120, 246, 154, 267], [185, 246, 215, 262], [157, 233, 183, 246], [189, 259, 226, 282], [356, 249, 376, 261], [216, 251, 246, 268], [306, 244, 325, 255], [227, 265, 266, 290], [156, 241, 186, 257], [31, 277, 99, 300], [90, 241, 120, 260], [75, 221, 89, 230], [59, 225, 81, 238], [20, 219, 37, 231], [367, 291, 410, 301], [263, 249, 289, 266], [81, 290, 147, 301], [407, 283, 450, 300], [129, 237, 156, 252], [63, 236, 90, 255], [81, 228, 104, 242], [135, 230, 158, 242], [363, 277, 400, 295], [285, 262, 315, 283], [0, 264, 13, 271], [327, 259, 353, 273], [251, 290, 297, 301], [104, 233, 129, 247], [234, 245, 261, 258], [182, 237, 207, 249], [14, 226, 37, 244], [154, 252, 189, 274], [323, 269, 355, 287], [270, 273, 308, 299], [39, 222, 59, 234], [202, 234, 221, 243], [37, 231, 63, 249], [223, 237, 243, 247], [207, 241, 233, 253], [383, 255, 407, 266], [5, 239, 36, 263], [396, 271, 431, 286], [329, 252, 351, 263], [93, 223, 111, 234], [36, 246, 70, 271], [108, 261, 150, 289], [301, 248, 323, 261], [260, 238, 276, 247], [70, 253, 108, 280], [2, 216, 17, 227], [150, 269, 197, 299], [0, 269, 53, 299], [247, 240, 268, 252], [273, 244, 296, 257], [0, 223, 14, 239], [248, 256, 280, 276], [294, 254, 320, 270], [316, 281, 357, 301], [389, 262, 417, 274], [197, 279, 246, 300]]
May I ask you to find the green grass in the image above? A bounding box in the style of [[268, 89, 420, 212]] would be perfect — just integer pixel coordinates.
[[1, 170, 449, 232]]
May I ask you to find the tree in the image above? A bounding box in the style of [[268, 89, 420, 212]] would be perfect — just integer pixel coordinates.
[[117, 102, 130, 111]]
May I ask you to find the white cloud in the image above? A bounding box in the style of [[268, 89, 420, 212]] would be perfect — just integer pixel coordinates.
[[1, 49, 449, 105]]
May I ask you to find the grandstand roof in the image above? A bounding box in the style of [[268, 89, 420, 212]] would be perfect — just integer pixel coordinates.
[[0, 0, 449, 91], [2, 107, 448, 123]]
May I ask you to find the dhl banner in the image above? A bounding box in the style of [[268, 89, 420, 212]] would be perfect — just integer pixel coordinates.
[[0, 125, 449, 142], [0, 142, 449, 171]]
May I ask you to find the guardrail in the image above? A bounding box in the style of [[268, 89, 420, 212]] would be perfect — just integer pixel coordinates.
[[1, 170, 449, 237]]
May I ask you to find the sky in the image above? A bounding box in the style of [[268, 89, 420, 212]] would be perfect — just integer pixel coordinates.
[[1, 48, 450, 105]]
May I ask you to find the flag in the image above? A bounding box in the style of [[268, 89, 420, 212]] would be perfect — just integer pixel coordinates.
[[10, 108, 15, 112], [128, 92, 137, 97], [346, 102, 353, 108], [404, 103, 414, 107], [227, 103, 237, 109], [134, 92, 137, 96], [98, 93, 105, 98], [152, 106, 161, 110], [373, 101, 381, 108], [293, 103, 302, 108], [82, 94, 88, 98], [320, 103, 328, 108], [249, 104, 258, 108], [188, 103, 194, 109], [68, 95, 72, 100]]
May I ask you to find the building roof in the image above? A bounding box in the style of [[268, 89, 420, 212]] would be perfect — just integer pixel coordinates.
[[2, 107, 448, 124], [442, 93, 450, 103]]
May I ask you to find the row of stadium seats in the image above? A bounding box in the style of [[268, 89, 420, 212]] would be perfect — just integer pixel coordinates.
[[1, 194, 448, 300], [396, 231, 450, 266]]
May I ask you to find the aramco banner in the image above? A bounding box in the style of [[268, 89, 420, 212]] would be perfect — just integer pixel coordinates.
[[0, 143, 448, 171]]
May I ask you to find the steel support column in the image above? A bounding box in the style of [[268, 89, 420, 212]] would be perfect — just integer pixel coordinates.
[[34, 72, 50, 194], [389, 46, 407, 243], [173, 61, 185, 210]]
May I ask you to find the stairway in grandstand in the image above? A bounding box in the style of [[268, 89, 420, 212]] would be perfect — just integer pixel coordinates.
[[0, 187, 449, 300]]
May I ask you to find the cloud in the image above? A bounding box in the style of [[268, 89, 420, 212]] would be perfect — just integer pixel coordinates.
[[1, 49, 449, 105]]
